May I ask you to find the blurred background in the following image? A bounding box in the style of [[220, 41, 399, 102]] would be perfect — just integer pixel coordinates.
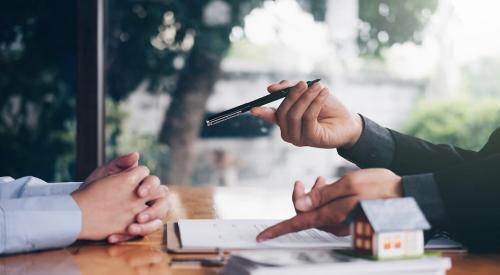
[[2, 0, 500, 187]]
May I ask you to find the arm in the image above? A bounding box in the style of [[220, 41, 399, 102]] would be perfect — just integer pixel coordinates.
[[0, 176, 81, 198], [0, 177, 82, 254], [432, 154, 500, 249], [338, 115, 485, 174], [0, 195, 81, 254]]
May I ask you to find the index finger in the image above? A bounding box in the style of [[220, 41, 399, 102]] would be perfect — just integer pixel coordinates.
[[256, 211, 321, 242], [122, 165, 150, 187]]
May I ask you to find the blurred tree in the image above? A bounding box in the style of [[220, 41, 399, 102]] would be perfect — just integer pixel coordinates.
[[0, 0, 77, 180], [358, 0, 438, 56], [107, 0, 266, 184]]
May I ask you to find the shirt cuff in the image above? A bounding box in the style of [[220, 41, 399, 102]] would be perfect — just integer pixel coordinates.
[[402, 173, 449, 228], [22, 181, 82, 197], [338, 115, 395, 168], [0, 195, 81, 254]]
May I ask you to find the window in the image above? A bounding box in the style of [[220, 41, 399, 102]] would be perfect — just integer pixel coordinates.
[[100, 0, 500, 187], [365, 223, 372, 236], [356, 222, 364, 235], [0, 1, 78, 181]]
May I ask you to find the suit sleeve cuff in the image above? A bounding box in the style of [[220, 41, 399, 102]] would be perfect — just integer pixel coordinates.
[[402, 173, 449, 228], [338, 115, 395, 168]]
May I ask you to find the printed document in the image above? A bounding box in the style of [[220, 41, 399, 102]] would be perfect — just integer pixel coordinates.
[[178, 219, 351, 249]]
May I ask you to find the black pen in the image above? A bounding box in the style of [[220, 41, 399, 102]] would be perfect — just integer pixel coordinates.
[[205, 79, 321, 126]]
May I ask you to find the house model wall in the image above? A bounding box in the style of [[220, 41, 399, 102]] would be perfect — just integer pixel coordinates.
[[349, 198, 430, 260]]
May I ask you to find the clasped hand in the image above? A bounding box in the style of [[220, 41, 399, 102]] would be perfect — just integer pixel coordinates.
[[72, 152, 169, 243]]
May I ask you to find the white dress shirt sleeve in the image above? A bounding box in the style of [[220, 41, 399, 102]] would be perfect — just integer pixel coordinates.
[[0, 177, 82, 254]]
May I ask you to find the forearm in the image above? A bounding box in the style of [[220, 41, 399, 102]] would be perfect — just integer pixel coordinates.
[[389, 130, 479, 175], [432, 154, 500, 249], [0, 195, 81, 254], [338, 115, 480, 175], [402, 173, 449, 229], [0, 176, 82, 199]]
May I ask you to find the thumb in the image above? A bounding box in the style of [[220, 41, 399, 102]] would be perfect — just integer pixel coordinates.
[[295, 177, 350, 212], [294, 177, 327, 211], [250, 107, 277, 124], [113, 152, 140, 170]]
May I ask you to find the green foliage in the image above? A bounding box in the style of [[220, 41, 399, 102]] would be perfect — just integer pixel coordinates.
[[0, 0, 77, 180], [404, 98, 500, 151], [358, 0, 438, 56], [105, 99, 169, 180]]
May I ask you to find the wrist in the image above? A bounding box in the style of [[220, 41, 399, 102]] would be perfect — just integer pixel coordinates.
[[71, 190, 89, 240], [393, 175, 403, 197], [342, 113, 363, 149]]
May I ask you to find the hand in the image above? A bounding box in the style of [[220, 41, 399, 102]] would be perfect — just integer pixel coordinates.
[[72, 166, 164, 240], [85, 152, 140, 184], [82, 152, 170, 243], [108, 180, 170, 243], [251, 80, 363, 149], [256, 169, 402, 241]]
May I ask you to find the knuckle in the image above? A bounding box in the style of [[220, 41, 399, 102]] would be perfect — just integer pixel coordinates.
[[280, 132, 289, 142], [309, 190, 322, 207], [276, 108, 286, 121], [302, 111, 315, 121], [150, 175, 161, 186], [288, 111, 301, 122], [289, 90, 302, 101], [297, 80, 308, 88], [140, 166, 151, 175], [308, 212, 321, 227], [345, 180, 359, 193], [319, 88, 329, 97]]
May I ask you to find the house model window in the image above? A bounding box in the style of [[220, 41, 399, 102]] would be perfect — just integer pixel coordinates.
[[347, 197, 431, 259]]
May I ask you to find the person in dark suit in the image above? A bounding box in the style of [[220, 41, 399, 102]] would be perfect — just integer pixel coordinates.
[[251, 80, 500, 250]]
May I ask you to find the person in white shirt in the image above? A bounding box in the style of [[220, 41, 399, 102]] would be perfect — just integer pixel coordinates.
[[0, 152, 170, 254]]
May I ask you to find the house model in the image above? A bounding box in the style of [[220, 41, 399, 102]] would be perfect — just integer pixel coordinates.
[[348, 197, 431, 259]]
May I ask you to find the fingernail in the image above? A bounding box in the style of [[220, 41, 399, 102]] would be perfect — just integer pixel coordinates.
[[295, 195, 312, 211]]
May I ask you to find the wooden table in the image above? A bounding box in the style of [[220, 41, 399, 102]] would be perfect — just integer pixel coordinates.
[[1, 186, 499, 274]]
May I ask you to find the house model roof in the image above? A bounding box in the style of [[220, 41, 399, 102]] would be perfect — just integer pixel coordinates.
[[349, 197, 431, 232]]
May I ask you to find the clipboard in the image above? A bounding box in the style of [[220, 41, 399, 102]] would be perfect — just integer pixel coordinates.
[[164, 222, 220, 254]]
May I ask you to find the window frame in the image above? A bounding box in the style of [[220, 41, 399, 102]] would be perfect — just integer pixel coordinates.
[[76, 0, 106, 180]]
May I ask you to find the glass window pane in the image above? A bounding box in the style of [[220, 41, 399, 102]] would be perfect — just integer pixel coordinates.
[[105, 0, 500, 187], [0, 1, 77, 181]]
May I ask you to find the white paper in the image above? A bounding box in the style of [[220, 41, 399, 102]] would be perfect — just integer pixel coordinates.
[[178, 219, 351, 249]]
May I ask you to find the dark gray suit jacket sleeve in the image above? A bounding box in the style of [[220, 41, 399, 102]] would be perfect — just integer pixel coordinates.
[[337, 115, 449, 228], [339, 115, 500, 250]]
